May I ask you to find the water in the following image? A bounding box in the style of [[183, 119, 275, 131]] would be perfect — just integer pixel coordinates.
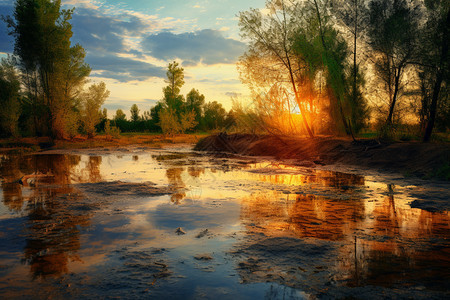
[[0, 148, 448, 299]]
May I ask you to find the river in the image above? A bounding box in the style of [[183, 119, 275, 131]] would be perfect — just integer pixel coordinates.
[[0, 147, 449, 299]]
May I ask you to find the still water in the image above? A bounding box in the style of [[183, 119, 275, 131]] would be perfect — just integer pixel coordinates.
[[0, 149, 448, 299]]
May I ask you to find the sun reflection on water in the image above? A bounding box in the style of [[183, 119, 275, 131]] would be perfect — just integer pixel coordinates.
[[0, 151, 448, 298]]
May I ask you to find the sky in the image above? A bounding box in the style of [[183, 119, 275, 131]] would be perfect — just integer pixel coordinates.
[[0, 0, 266, 117]]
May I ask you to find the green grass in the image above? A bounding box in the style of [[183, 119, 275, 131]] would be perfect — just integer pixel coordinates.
[[434, 162, 450, 181], [357, 131, 378, 139]]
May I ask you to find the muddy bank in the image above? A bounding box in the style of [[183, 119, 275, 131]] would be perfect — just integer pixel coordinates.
[[77, 181, 174, 197], [195, 134, 450, 179]]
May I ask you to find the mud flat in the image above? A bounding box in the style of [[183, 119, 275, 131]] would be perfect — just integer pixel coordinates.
[[195, 134, 450, 179]]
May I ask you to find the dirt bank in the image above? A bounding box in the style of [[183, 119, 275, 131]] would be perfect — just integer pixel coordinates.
[[0, 134, 204, 154], [195, 134, 450, 179]]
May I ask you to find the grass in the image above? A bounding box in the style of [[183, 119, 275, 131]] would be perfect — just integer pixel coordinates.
[[435, 162, 450, 180], [357, 129, 450, 143]]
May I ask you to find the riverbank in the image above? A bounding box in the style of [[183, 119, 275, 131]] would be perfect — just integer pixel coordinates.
[[195, 134, 450, 180], [0, 133, 205, 154]]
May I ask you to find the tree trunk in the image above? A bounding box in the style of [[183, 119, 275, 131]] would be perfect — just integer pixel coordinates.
[[423, 9, 449, 142], [386, 66, 402, 125], [352, 0, 358, 140]]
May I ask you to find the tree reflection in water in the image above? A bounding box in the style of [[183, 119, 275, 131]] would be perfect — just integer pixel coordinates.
[[0, 154, 102, 279], [0, 153, 448, 298], [239, 175, 450, 291], [166, 167, 186, 204]]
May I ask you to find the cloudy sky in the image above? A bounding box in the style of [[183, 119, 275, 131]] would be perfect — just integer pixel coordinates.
[[0, 0, 266, 116]]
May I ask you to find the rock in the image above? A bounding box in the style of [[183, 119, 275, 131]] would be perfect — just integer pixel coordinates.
[[196, 229, 209, 238], [194, 253, 213, 261], [175, 227, 186, 235]]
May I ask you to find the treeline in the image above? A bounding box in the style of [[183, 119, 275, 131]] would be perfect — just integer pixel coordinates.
[[100, 62, 234, 135], [1, 0, 448, 141], [237, 0, 449, 141], [0, 0, 109, 139]]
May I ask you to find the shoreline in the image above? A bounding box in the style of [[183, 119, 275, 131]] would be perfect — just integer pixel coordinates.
[[194, 134, 450, 180]]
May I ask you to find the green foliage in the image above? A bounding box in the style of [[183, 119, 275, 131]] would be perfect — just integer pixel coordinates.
[[158, 107, 181, 136], [435, 162, 450, 181], [185, 88, 205, 127], [96, 108, 108, 132], [150, 102, 164, 126], [180, 110, 198, 132], [226, 100, 265, 134], [130, 104, 140, 122], [114, 109, 126, 121], [164, 61, 184, 98], [0, 57, 21, 137], [81, 82, 109, 138], [104, 119, 121, 140], [5, 0, 91, 138], [157, 107, 198, 136], [163, 61, 185, 115], [64, 109, 80, 140], [202, 101, 227, 130]]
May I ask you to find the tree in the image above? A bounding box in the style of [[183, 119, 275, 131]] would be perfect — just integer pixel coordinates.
[[418, 0, 449, 141], [332, 0, 370, 133], [150, 102, 164, 127], [185, 88, 205, 127], [163, 61, 185, 114], [5, 0, 91, 138], [203, 101, 227, 130], [180, 110, 198, 133], [153, 62, 189, 133], [0, 57, 21, 137], [81, 82, 109, 138], [114, 109, 126, 122], [238, 0, 314, 137], [96, 107, 108, 132], [367, 0, 420, 127], [158, 107, 181, 136], [130, 104, 140, 122]]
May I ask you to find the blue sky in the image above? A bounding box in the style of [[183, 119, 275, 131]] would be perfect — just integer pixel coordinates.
[[0, 0, 266, 116]]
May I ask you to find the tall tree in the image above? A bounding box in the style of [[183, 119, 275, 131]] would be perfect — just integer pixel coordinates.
[[185, 88, 205, 127], [203, 101, 227, 130], [332, 0, 370, 133], [130, 104, 140, 123], [163, 61, 185, 114], [419, 0, 449, 141], [297, 0, 355, 137], [81, 82, 109, 138], [0, 57, 21, 137], [114, 109, 126, 121], [5, 0, 90, 138], [367, 0, 420, 127], [150, 102, 164, 127], [238, 0, 314, 138]]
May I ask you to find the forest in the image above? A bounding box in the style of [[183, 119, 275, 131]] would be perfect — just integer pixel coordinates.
[[0, 0, 448, 142]]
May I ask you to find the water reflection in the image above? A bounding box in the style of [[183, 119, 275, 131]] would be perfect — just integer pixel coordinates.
[[23, 191, 90, 279], [0, 154, 102, 279], [0, 152, 448, 298], [239, 181, 450, 291], [166, 167, 186, 204]]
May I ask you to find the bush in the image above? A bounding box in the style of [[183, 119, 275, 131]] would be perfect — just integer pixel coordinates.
[[104, 120, 121, 140]]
